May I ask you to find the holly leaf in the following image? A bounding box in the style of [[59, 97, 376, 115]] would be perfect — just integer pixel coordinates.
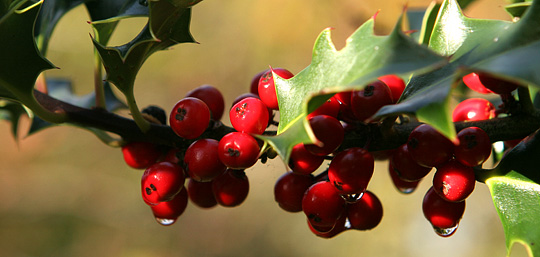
[[0, 100, 28, 140], [86, 0, 149, 45], [258, 14, 447, 162], [377, 0, 540, 141], [485, 129, 540, 257], [34, 0, 85, 53], [92, 1, 194, 93], [164, 0, 203, 8], [0, 0, 56, 104]]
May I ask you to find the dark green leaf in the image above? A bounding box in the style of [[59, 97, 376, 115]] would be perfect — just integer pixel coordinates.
[[505, 2, 532, 18], [34, 0, 85, 53], [92, 1, 194, 93], [378, 0, 540, 140], [0, 0, 58, 119], [0, 100, 28, 140]]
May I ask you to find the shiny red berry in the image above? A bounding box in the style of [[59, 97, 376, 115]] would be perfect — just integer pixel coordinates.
[[185, 84, 225, 121], [304, 115, 344, 156], [170, 97, 210, 139], [250, 69, 268, 95], [141, 161, 186, 205], [407, 124, 454, 168], [121, 141, 162, 169], [151, 186, 188, 226], [350, 80, 393, 121], [258, 68, 294, 110], [302, 181, 347, 230], [187, 179, 217, 208], [274, 172, 314, 212], [390, 144, 432, 181], [452, 98, 495, 122], [388, 162, 420, 194], [462, 73, 493, 94], [288, 144, 325, 175], [218, 132, 260, 169], [184, 139, 227, 182], [230, 97, 269, 135], [423, 186, 466, 236], [328, 147, 374, 195], [212, 169, 249, 207], [347, 191, 383, 230], [454, 127, 492, 167], [307, 213, 347, 238], [307, 96, 340, 119], [433, 160, 476, 202], [476, 72, 519, 95], [378, 74, 406, 103], [334, 91, 356, 123]]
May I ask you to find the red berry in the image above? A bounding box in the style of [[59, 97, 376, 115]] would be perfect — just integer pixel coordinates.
[[307, 213, 347, 238], [477, 72, 519, 95], [304, 115, 344, 156], [378, 74, 406, 103], [150, 186, 187, 220], [454, 127, 492, 167], [334, 91, 356, 122], [170, 97, 210, 139], [274, 172, 314, 212], [122, 141, 162, 169], [141, 161, 186, 205], [230, 97, 269, 135], [218, 132, 260, 169], [347, 191, 383, 230], [307, 96, 340, 119], [288, 144, 325, 175], [212, 169, 249, 207], [350, 80, 393, 121], [258, 68, 294, 110], [328, 147, 374, 195], [185, 84, 225, 121], [388, 162, 420, 194], [433, 160, 476, 202], [187, 179, 217, 208], [250, 69, 268, 95], [462, 73, 493, 94], [163, 148, 182, 165], [390, 144, 432, 181], [184, 139, 227, 182], [423, 186, 465, 236], [151, 186, 188, 226], [452, 98, 495, 122], [407, 124, 454, 168], [302, 181, 347, 230]]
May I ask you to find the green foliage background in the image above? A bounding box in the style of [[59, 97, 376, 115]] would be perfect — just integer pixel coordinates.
[[0, 0, 528, 256]]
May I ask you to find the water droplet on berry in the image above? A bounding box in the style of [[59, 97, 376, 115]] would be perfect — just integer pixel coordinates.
[[433, 224, 459, 237], [397, 186, 416, 194], [340, 190, 365, 203], [155, 217, 177, 226]]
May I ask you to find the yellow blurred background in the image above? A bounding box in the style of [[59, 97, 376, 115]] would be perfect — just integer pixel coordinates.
[[0, 0, 529, 256]]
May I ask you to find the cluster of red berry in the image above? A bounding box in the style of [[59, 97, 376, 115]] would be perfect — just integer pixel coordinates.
[[118, 67, 518, 237]]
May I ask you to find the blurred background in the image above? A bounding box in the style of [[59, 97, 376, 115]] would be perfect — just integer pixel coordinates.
[[0, 0, 529, 256]]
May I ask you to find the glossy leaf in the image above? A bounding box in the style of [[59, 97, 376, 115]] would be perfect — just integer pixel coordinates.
[[0, 100, 28, 140], [378, 0, 540, 141], [487, 171, 540, 257], [260, 14, 446, 161], [0, 0, 56, 99]]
